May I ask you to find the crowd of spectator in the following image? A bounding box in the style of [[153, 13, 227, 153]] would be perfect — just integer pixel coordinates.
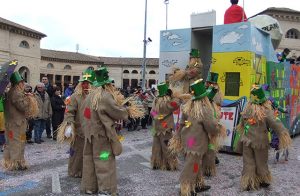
[[0, 75, 158, 150]]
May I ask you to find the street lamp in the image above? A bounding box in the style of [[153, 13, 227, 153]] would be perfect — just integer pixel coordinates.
[[141, 0, 149, 90], [164, 0, 169, 30]]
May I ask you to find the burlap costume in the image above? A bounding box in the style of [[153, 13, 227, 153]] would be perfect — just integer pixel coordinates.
[[64, 85, 89, 177], [2, 76, 38, 170], [150, 85, 180, 170], [179, 99, 222, 195], [170, 80, 222, 196], [202, 78, 224, 177], [237, 87, 292, 191], [80, 86, 128, 195], [202, 98, 223, 177]]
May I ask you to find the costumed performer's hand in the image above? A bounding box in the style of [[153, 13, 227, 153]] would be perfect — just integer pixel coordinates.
[[64, 126, 73, 138]]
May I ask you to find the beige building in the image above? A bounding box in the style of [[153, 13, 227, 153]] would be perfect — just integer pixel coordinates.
[[0, 16, 159, 90], [256, 7, 300, 58], [0, 7, 299, 90], [0, 17, 46, 85], [40, 50, 159, 89]]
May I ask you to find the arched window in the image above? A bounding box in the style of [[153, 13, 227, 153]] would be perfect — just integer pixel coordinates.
[[149, 70, 156, 74], [19, 40, 29, 48], [285, 29, 299, 39], [87, 66, 94, 70], [64, 65, 72, 70], [47, 63, 54, 69], [18, 66, 30, 82], [123, 70, 129, 73], [132, 70, 138, 74]]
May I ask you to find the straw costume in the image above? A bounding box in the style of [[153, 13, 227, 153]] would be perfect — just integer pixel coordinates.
[[57, 68, 95, 178], [177, 79, 223, 196], [236, 85, 292, 191], [80, 67, 144, 195], [2, 72, 38, 170], [168, 49, 203, 95], [202, 72, 225, 177], [150, 82, 180, 171], [168, 49, 205, 155]]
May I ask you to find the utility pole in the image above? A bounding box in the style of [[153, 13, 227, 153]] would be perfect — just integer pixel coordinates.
[[141, 0, 148, 90], [164, 0, 169, 30]]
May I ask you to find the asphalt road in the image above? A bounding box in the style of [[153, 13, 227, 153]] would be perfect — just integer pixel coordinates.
[[1, 128, 300, 196]]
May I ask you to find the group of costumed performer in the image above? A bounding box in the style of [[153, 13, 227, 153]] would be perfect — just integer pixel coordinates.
[[150, 82, 181, 171], [79, 67, 145, 195], [2, 71, 38, 170], [57, 68, 95, 178], [235, 85, 292, 191]]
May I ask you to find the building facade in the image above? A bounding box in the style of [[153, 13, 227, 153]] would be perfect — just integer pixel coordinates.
[[0, 17, 46, 85]]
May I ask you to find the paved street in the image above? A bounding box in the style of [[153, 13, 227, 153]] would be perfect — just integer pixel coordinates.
[[0, 128, 300, 196]]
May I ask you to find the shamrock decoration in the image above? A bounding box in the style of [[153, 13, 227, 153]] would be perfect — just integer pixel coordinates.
[[99, 151, 110, 161]]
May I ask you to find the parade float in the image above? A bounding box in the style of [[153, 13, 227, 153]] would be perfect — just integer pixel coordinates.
[[159, 13, 300, 152]]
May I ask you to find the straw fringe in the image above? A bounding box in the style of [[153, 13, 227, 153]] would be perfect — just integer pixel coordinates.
[[204, 165, 216, 177], [196, 176, 205, 188], [242, 101, 272, 122], [183, 98, 212, 120], [151, 156, 162, 169], [169, 68, 186, 83], [241, 174, 260, 190], [279, 131, 292, 149], [168, 136, 182, 154], [257, 172, 272, 184], [166, 157, 178, 171], [1, 159, 28, 171], [180, 182, 194, 196], [91, 87, 104, 110], [154, 96, 171, 112], [57, 121, 76, 144], [25, 95, 39, 118]]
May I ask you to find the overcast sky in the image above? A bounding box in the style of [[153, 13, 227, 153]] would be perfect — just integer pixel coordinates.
[[1, 0, 300, 58]]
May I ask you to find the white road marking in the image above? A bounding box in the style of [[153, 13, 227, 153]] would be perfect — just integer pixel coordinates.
[[52, 172, 62, 193], [140, 162, 152, 169]]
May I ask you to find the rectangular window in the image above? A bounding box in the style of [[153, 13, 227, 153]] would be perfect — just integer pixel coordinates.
[[122, 79, 129, 89], [131, 79, 138, 88], [225, 72, 240, 96]]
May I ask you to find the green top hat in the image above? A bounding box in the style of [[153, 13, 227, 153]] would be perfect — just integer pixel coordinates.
[[157, 82, 169, 97], [207, 87, 218, 101], [10, 71, 24, 85], [189, 49, 200, 58], [93, 67, 113, 87], [250, 85, 267, 104], [79, 68, 95, 84], [190, 79, 210, 100], [206, 72, 219, 84]]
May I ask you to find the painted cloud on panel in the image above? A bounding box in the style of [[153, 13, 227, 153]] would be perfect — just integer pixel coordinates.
[[220, 31, 243, 44]]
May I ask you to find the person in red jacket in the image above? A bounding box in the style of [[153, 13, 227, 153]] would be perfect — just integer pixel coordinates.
[[224, 0, 247, 24]]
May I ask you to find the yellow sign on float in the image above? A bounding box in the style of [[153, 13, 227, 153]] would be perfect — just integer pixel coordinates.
[[211, 51, 266, 100]]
